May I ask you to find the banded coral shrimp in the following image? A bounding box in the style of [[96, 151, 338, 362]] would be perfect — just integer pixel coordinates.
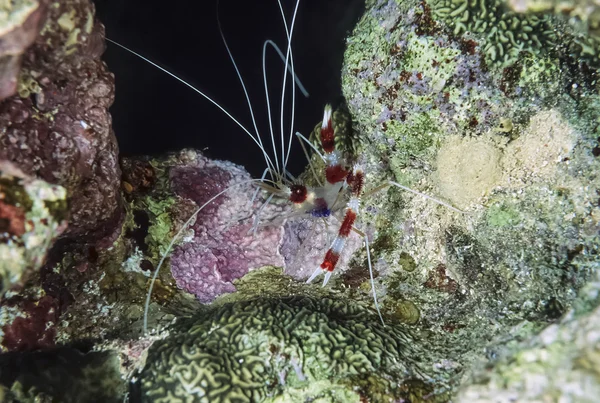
[[101, 0, 460, 334]]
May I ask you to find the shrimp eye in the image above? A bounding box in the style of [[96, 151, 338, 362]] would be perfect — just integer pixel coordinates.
[[289, 184, 308, 204]]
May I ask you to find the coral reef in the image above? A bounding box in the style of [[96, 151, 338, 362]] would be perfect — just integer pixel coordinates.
[[0, 0, 120, 239], [1, 0, 600, 401], [341, 0, 600, 398], [135, 294, 445, 403]]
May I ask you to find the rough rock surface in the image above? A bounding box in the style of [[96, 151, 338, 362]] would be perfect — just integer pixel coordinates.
[[0, 0, 48, 101], [0, 161, 67, 297], [340, 0, 600, 399], [0, 0, 120, 357], [457, 276, 600, 402], [0, 0, 120, 239]]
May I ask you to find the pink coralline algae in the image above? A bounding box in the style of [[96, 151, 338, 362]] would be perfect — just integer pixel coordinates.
[[169, 152, 287, 303]]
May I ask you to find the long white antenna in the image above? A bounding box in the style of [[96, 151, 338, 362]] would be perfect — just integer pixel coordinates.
[[277, 0, 302, 173], [106, 38, 277, 176], [215, 0, 278, 180], [262, 39, 310, 179]]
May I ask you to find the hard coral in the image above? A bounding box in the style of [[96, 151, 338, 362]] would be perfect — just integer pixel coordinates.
[[429, 0, 555, 68], [428, 0, 600, 69], [136, 296, 437, 402]]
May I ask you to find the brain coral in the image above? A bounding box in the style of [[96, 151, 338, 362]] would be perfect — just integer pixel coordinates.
[[136, 296, 437, 402], [429, 0, 555, 67], [429, 0, 600, 68]]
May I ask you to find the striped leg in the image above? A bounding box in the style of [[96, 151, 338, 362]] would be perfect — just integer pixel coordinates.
[[306, 166, 364, 286]]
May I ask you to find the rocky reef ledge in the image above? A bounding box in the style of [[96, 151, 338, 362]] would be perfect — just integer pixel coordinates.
[[0, 0, 599, 402]]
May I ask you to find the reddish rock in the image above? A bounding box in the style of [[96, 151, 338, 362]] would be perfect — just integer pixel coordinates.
[[0, 0, 48, 101], [423, 264, 459, 294], [1, 295, 59, 351], [0, 0, 121, 240]]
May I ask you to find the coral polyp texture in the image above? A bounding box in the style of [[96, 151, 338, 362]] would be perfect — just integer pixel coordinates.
[[135, 295, 439, 403], [429, 0, 556, 68], [428, 0, 600, 68]]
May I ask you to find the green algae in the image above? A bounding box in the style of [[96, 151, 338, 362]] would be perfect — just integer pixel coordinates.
[[0, 169, 67, 296], [485, 203, 520, 228], [142, 195, 176, 258]]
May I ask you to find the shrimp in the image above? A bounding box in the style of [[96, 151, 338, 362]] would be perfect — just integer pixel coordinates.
[[108, 0, 460, 334], [109, 0, 332, 334]]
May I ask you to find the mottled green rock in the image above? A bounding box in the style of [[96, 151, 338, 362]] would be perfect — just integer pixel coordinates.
[[341, 0, 600, 399], [457, 281, 600, 401], [0, 162, 67, 296]]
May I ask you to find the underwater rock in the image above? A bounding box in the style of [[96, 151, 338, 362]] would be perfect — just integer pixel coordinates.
[[0, 168, 70, 351], [342, 0, 600, 398], [0, 161, 67, 297], [135, 295, 442, 403], [457, 295, 600, 401], [0, 348, 124, 402], [0, 0, 47, 101], [0, 0, 120, 240]]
